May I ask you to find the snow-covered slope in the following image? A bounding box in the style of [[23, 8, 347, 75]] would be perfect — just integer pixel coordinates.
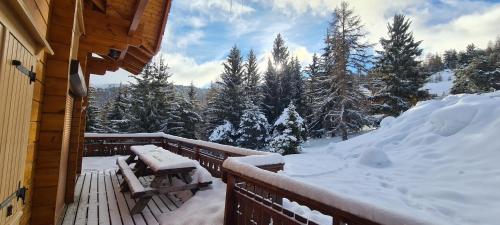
[[283, 91, 500, 225], [422, 69, 455, 97]]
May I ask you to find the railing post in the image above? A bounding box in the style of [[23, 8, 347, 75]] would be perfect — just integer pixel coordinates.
[[177, 141, 182, 155], [223, 173, 237, 225], [195, 145, 200, 161]]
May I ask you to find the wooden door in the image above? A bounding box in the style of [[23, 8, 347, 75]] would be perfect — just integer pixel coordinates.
[[0, 21, 36, 225]]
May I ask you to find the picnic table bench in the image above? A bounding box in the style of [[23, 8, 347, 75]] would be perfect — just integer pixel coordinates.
[[117, 145, 212, 214]]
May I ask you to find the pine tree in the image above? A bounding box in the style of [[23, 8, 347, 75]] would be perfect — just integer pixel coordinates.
[[213, 45, 246, 127], [165, 95, 202, 139], [371, 14, 425, 117], [270, 103, 306, 155], [305, 54, 325, 137], [128, 57, 175, 132], [290, 57, 306, 115], [262, 59, 281, 123], [107, 84, 130, 132], [262, 34, 291, 123], [244, 49, 261, 105], [312, 1, 371, 140], [86, 87, 105, 132], [444, 49, 459, 69], [236, 101, 270, 149], [100, 101, 113, 132], [201, 82, 223, 139], [208, 120, 236, 145], [451, 49, 500, 94]]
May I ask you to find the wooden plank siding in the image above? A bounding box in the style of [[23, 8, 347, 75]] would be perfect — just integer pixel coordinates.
[[0, 0, 172, 224], [30, 0, 79, 224], [0, 27, 36, 225]]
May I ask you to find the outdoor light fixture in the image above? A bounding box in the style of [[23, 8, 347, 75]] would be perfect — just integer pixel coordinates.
[[69, 60, 88, 97]]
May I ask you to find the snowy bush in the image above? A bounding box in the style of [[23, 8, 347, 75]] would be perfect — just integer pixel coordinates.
[[236, 102, 270, 149], [269, 103, 307, 155], [208, 120, 236, 145]]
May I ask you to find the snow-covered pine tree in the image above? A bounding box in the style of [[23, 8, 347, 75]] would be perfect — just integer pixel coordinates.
[[270, 103, 306, 155], [236, 101, 270, 149], [451, 51, 500, 94], [371, 14, 425, 117], [100, 101, 113, 132], [244, 49, 261, 105], [86, 87, 105, 132], [128, 57, 175, 132], [305, 54, 325, 137], [201, 82, 222, 139], [209, 120, 236, 145], [444, 49, 459, 70], [458, 44, 479, 67], [188, 81, 200, 112], [312, 1, 371, 140], [165, 95, 202, 139], [213, 45, 246, 128], [107, 84, 130, 132]]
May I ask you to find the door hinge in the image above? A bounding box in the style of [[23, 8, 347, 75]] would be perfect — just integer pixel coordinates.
[[0, 182, 28, 216], [12, 60, 36, 84]]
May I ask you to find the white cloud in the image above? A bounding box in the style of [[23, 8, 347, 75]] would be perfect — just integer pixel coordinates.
[[413, 5, 500, 53], [176, 0, 255, 21], [254, 0, 500, 54], [161, 53, 223, 87], [176, 30, 205, 49]]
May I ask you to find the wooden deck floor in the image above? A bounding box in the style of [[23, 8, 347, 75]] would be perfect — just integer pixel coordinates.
[[61, 170, 193, 225]]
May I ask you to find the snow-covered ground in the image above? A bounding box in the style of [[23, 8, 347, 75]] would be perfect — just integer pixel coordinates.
[[283, 91, 500, 225], [82, 155, 124, 172], [422, 69, 455, 97], [159, 179, 226, 225]]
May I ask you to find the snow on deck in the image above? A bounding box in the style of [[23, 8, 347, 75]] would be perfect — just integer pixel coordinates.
[[61, 170, 190, 225], [283, 91, 500, 225]]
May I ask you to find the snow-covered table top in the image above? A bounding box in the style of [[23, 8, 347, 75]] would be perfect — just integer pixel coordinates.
[[130, 145, 197, 172]]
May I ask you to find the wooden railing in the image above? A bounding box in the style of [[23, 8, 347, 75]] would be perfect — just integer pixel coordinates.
[[84, 133, 430, 225], [84, 133, 283, 178]]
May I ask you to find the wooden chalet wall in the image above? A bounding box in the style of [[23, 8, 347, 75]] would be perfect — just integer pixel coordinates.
[[0, 0, 171, 224], [0, 0, 52, 224]]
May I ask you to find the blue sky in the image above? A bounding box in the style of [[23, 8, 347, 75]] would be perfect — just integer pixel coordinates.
[[91, 0, 500, 88]]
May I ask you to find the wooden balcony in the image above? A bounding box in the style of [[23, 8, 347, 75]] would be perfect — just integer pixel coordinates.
[[74, 133, 429, 225], [62, 170, 187, 225]]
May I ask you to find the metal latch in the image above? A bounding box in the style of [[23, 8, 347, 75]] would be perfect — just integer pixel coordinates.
[[12, 60, 36, 84], [0, 182, 28, 216]]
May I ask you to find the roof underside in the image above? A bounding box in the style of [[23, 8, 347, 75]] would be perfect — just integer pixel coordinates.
[[82, 0, 172, 75]]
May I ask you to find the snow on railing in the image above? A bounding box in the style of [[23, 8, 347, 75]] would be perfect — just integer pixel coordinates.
[[84, 133, 431, 225], [83, 132, 284, 178], [223, 156, 434, 225]]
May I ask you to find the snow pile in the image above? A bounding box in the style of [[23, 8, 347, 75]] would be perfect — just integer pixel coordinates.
[[422, 69, 455, 97], [284, 91, 500, 225], [82, 155, 123, 172], [159, 179, 226, 225]]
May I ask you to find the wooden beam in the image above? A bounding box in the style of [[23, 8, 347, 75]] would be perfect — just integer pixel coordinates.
[[87, 57, 119, 75], [155, 0, 172, 52], [127, 46, 151, 64], [91, 0, 106, 12], [129, 0, 149, 36], [80, 8, 142, 55]]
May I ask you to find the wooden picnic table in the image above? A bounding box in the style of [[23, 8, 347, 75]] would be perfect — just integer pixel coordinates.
[[117, 145, 212, 214]]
